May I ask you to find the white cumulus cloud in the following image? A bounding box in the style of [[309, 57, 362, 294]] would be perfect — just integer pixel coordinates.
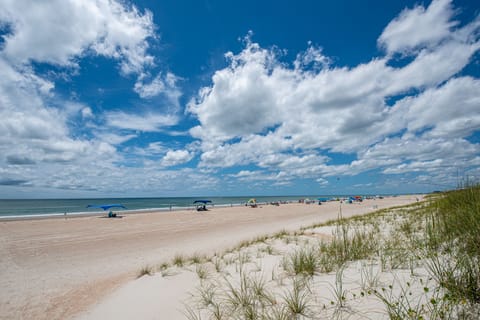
[[378, 0, 458, 55], [0, 0, 173, 194], [161, 150, 193, 167], [0, 0, 155, 73], [188, 1, 480, 186], [105, 111, 179, 132]]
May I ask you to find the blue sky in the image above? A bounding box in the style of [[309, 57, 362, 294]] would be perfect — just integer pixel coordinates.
[[0, 0, 479, 198]]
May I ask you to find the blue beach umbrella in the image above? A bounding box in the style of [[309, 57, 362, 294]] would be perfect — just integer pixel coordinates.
[[193, 200, 212, 204], [194, 200, 212, 211], [86, 204, 127, 211], [86, 204, 127, 217]]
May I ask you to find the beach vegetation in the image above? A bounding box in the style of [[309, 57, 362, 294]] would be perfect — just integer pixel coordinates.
[[329, 265, 347, 309], [223, 270, 261, 316], [212, 256, 223, 273], [360, 261, 380, 291], [183, 304, 202, 320], [209, 301, 226, 320], [196, 282, 217, 308], [157, 261, 175, 277], [373, 277, 441, 320], [262, 305, 291, 320], [160, 268, 174, 277], [315, 221, 378, 270], [173, 254, 186, 267], [236, 239, 252, 250], [264, 245, 275, 255], [190, 253, 208, 265], [250, 275, 275, 307], [137, 265, 153, 278], [253, 234, 269, 243], [282, 247, 319, 277], [236, 252, 251, 271], [273, 229, 289, 239], [158, 262, 170, 271], [282, 277, 313, 318], [195, 264, 209, 280], [422, 184, 480, 306], [222, 254, 236, 266]]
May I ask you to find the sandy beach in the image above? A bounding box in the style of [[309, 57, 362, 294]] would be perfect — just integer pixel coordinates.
[[0, 196, 420, 319]]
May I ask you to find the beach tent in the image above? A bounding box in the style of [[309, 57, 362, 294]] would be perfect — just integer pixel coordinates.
[[317, 197, 329, 205], [86, 204, 127, 217], [247, 198, 257, 208], [87, 204, 126, 211], [304, 198, 314, 204], [194, 200, 212, 211]]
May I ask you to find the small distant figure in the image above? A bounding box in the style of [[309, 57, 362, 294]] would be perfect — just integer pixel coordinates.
[[64, 211, 67, 220], [416, 197, 419, 202]]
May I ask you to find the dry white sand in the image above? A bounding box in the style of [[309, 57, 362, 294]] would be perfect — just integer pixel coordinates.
[[0, 195, 419, 319]]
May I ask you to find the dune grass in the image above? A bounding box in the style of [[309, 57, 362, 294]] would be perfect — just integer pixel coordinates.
[[282, 247, 319, 277], [137, 265, 154, 278], [423, 184, 480, 307]]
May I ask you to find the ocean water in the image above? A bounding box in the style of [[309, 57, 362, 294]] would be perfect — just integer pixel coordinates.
[[0, 196, 328, 219]]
